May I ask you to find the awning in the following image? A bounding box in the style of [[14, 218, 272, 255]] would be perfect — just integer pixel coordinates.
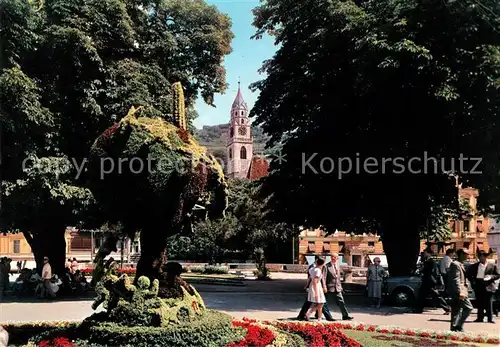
[[368, 255, 388, 267], [323, 242, 331, 251]]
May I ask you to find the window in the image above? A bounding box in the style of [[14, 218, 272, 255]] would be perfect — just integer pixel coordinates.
[[241, 119, 245, 124], [323, 242, 331, 252], [308, 242, 315, 253], [241, 111, 244, 116], [240, 146, 247, 159], [477, 220, 483, 232], [368, 241, 375, 247], [463, 220, 470, 232], [338, 241, 345, 247], [13, 240, 20, 253], [230, 128, 234, 138], [463, 242, 470, 249], [133, 241, 140, 253], [229, 148, 232, 159]]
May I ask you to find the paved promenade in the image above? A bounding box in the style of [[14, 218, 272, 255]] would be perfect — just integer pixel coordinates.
[[1, 293, 499, 337]]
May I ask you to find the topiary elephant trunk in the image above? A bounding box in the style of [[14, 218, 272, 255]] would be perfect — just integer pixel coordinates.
[[87, 83, 228, 282]]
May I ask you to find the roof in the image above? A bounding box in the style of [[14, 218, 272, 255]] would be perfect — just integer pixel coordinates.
[[247, 156, 269, 181], [232, 86, 248, 111]]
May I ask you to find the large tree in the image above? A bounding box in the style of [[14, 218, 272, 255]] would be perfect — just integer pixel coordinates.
[[251, 0, 500, 275], [0, 0, 233, 274]]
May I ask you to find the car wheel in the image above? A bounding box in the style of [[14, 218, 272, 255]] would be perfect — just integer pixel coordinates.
[[391, 288, 415, 307]]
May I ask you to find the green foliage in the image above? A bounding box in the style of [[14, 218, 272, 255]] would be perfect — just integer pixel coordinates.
[[83, 310, 244, 347], [250, 0, 500, 275], [1, 0, 234, 271], [24, 311, 244, 347], [88, 105, 228, 239], [189, 265, 228, 274]]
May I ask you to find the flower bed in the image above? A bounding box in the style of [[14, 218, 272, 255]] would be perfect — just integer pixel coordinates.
[[79, 267, 136, 276], [226, 318, 360, 347], [3, 319, 499, 346], [308, 321, 500, 345]]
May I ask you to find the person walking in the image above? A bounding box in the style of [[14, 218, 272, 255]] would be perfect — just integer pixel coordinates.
[[304, 257, 327, 320], [414, 248, 451, 314], [41, 256, 56, 299], [467, 250, 499, 323], [367, 257, 387, 308], [324, 253, 354, 320], [440, 248, 455, 294], [297, 256, 334, 321], [448, 248, 473, 332]]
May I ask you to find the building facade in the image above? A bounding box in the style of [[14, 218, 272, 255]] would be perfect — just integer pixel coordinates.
[[298, 187, 493, 266], [0, 228, 140, 265], [422, 187, 490, 257], [298, 229, 385, 266]]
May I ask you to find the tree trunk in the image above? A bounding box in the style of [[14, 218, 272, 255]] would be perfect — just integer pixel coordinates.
[[381, 221, 421, 277], [135, 229, 167, 284], [24, 226, 67, 276]]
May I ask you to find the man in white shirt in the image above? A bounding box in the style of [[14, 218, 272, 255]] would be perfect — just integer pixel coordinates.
[[467, 251, 500, 323], [41, 256, 56, 298], [440, 248, 455, 294]]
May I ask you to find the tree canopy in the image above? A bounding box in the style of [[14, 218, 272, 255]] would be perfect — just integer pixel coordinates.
[[0, 0, 233, 274], [251, 0, 500, 275]]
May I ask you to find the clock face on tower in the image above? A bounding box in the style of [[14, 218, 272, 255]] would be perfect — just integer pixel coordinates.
[[238, 126, 247, 136]]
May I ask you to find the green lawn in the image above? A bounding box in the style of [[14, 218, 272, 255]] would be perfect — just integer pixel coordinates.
[[343, 330, 490, 347]]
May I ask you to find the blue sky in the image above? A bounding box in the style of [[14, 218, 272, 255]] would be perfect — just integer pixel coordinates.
[[193, 0, 276, 128]]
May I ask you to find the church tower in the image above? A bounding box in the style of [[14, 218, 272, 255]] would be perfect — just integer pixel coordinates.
[[226, 82, 253, 178]]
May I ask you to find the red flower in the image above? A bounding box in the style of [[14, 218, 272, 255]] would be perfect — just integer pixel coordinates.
[[487, 338, 500, 344], [354, 324, 364, 331], [461, 336, 472, 342], [417, 332, 431, 338], [378, 329, 389, 334], [449, 335, 459, 341], [404, 330, 416, 336], [268, 321, 360, 347], [367, 326, 376, 332], [38, 337, 75, 347], [227, 320, 275, 347], [435, 334, 447, 340]]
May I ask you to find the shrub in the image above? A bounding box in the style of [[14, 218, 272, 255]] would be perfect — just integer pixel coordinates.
[[254, 267, 271, 280], [84, 310, 244, 347], [190, 266, 205, 274], [204, 265, 229, 275]]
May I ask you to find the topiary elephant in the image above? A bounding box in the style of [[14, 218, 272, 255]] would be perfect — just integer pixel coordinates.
[[87, 82, 228, 282]]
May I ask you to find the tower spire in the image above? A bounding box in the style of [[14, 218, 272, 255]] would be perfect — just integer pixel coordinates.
[[232, 78, 247, 111]]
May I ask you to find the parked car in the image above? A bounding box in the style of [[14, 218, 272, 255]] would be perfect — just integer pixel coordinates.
[[382, 262, 498, 308]]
